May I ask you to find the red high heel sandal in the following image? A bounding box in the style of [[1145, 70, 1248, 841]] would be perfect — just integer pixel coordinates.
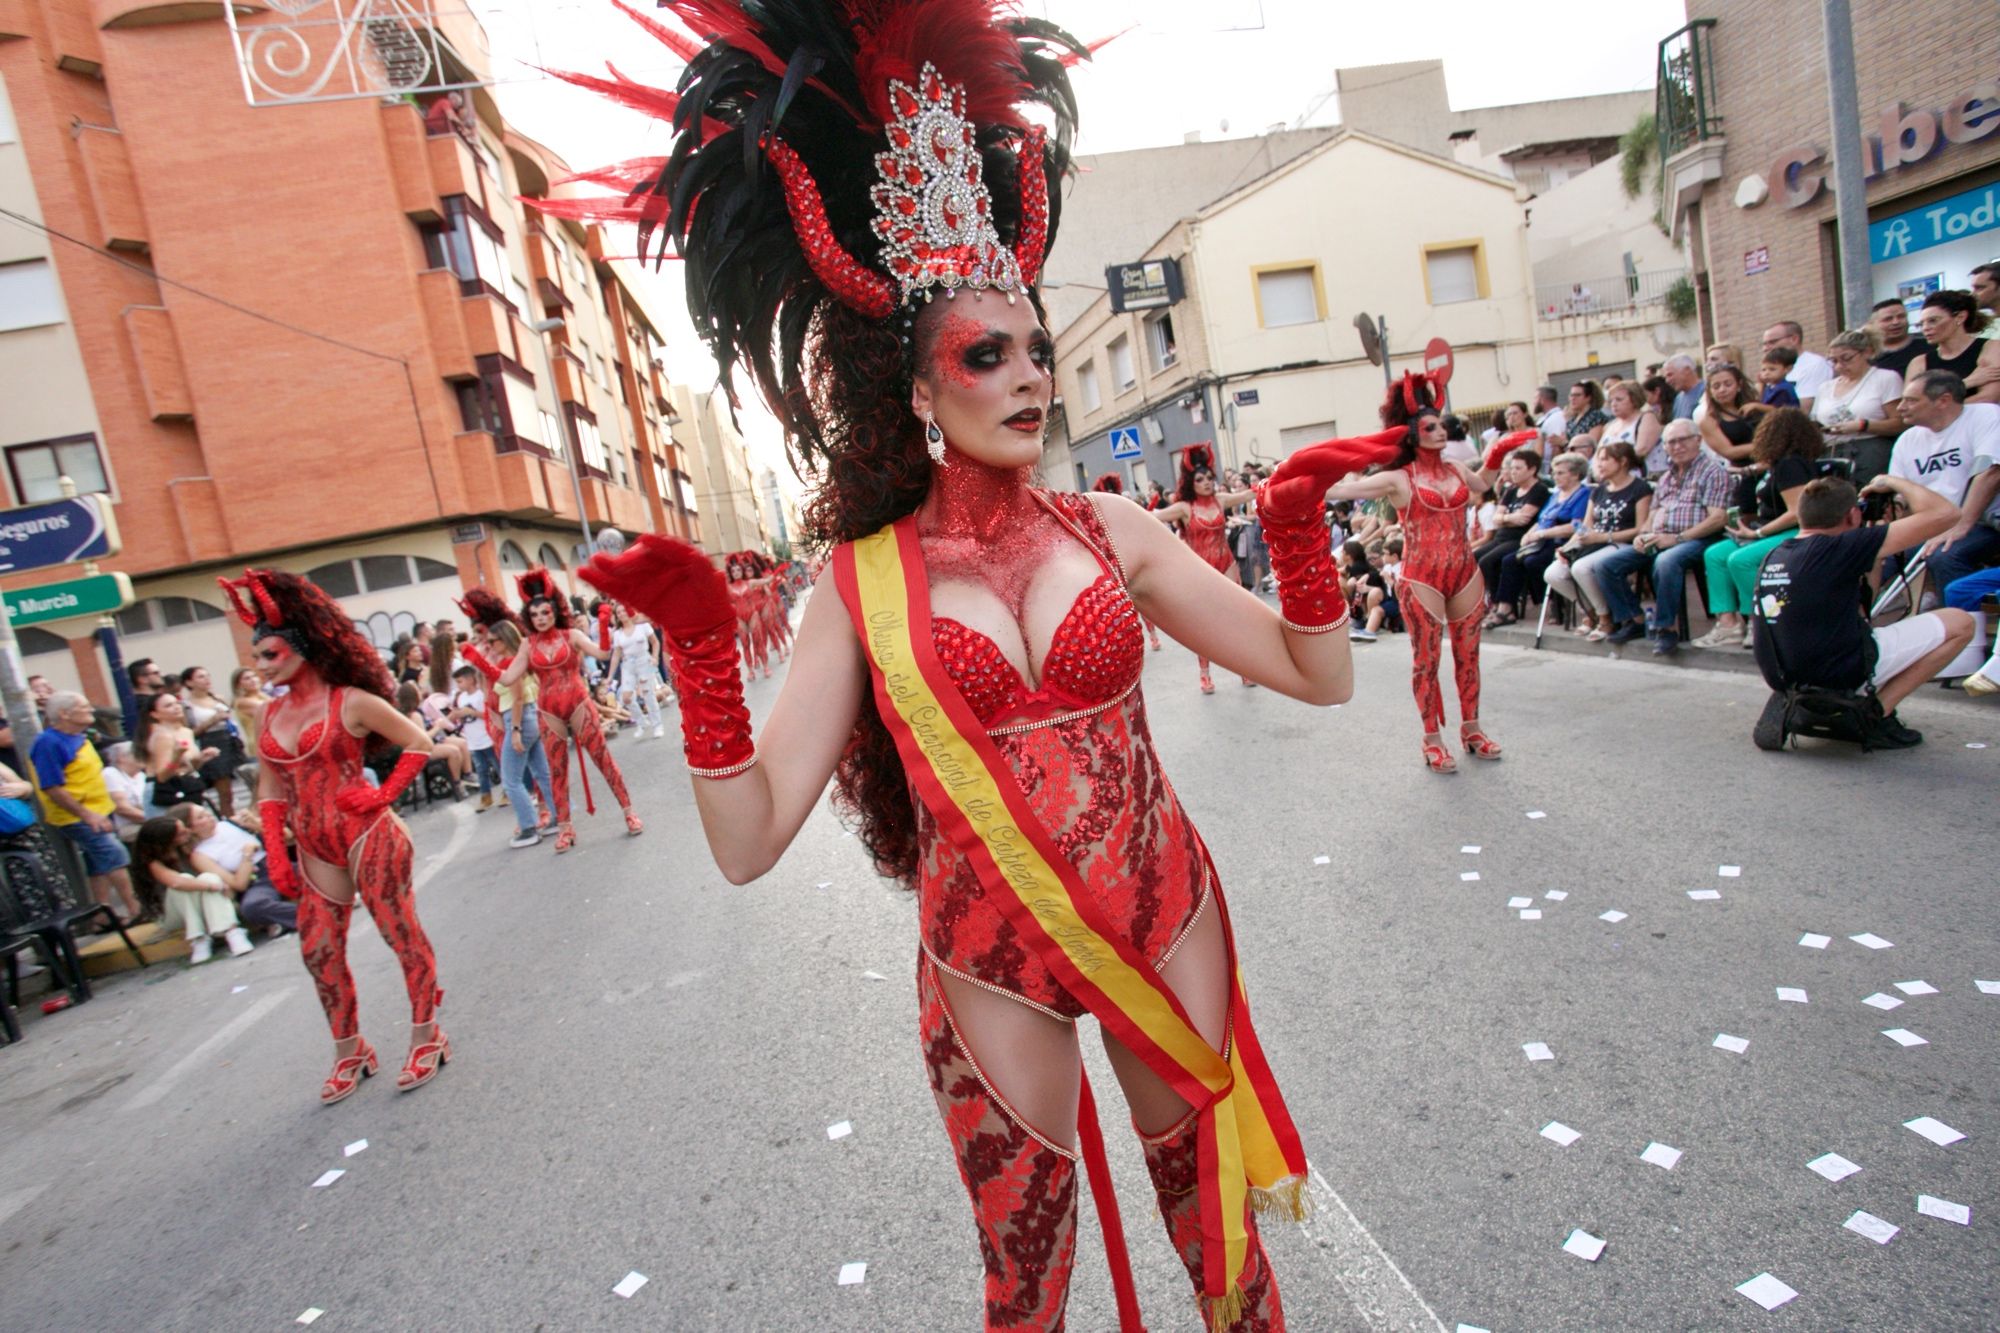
[[397, 1027, 451, 1092], [1199, 669, 1215, 695], [1421, 738, 1458, 773], [624, 810, 644, 837], [1460, 725, 1503, 760], [321, 1037, 378, 1106], [553, 824, 576, 853]]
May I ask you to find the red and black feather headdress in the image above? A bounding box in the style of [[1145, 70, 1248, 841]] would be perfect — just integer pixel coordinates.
[[537, 1, 1090, 463]]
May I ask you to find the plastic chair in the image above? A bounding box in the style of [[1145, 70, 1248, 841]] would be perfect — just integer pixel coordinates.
[[0, 842, 148, 1003], [2, 931, 67, 1043]]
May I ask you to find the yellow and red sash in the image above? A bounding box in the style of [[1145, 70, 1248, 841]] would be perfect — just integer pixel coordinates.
[[834, 516, 1307, 1329]]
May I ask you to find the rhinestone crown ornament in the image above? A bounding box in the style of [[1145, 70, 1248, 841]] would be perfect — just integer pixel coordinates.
[[869, 64, 1025, 305]]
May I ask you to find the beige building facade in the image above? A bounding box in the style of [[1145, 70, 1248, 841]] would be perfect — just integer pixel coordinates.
[[1054, 131, 1539, 489]]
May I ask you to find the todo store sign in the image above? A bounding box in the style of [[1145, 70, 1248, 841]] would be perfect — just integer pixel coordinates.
[[1871, 181, 2000, 261]]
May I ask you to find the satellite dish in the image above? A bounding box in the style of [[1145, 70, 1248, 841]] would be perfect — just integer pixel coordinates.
[[1353, 312, 1382, 367]]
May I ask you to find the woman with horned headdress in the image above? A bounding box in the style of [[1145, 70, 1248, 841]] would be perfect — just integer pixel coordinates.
[[549, 3, 1401, 1327], [218, 570, 449, 1104], [1150, 446, 1260, 692]]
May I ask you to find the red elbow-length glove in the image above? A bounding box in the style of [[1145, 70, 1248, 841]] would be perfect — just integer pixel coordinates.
[[597, 602, 614, 653], [581, 536, 753, 777], [461, 642, 504, 685], [257, 799, 300, 900], [336, 749, 430, 818], [1257, 427, 1405, 631], [1484, 427, 1539, 472]]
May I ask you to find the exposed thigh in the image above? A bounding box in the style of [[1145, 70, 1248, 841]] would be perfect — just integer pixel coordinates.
[[299, 852, 356, 906], [1401, 578, 1448, 624], [541, 712, 571, 744], [1444, 571, 1486, 622], [1100, 904, 1229, 1135], [933, 968, 1082, 1146]]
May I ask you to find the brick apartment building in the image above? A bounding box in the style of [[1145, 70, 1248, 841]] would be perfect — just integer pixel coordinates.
[[0, 0, 706, 700], [1661, 0, 2000, 349]]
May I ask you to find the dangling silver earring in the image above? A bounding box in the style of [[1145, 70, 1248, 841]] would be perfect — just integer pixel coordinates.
[[925, 412, 947, 465]]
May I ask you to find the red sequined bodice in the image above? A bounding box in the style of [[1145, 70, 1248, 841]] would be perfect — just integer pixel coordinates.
[[1397, 450, 1479, 595], [258, 687, 383, 865], [911, 492, 1205, 1016], [1182, 498, 1233, 574], [931, 571, 1144, 728], [526, 629, 588, 719]]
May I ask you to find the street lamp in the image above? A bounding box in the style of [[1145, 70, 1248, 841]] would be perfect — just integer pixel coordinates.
[[527, 315, 595, 554]]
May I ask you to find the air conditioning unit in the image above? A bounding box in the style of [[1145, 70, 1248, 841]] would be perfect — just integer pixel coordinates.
[[1141, 417, 1165, 445]]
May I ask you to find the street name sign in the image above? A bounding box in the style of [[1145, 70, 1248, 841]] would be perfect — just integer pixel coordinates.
[[0, 496, 120, 576], [1108, 426, 1144, 460], [3, 572, 134, 628]]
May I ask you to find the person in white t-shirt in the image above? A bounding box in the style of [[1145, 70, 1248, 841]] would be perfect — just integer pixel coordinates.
[[1762, 320, 1832, 410], [1893, 371, 2000, 590], [101, 741, 150, 843], [1533, 385, 1566, 457], [448, 664, 500, 811], [1813, 327, 1907, 487], [607, 607, 666, 740]]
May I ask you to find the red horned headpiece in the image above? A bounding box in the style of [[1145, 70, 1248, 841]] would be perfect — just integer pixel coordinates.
[[535, 1, 1098, 463], [1089, 472, 1123, 495], [514, 567, 573, 629], [1382, 371, 1447, 430], [218, 571, 282, 629], [456, 587, 521, 632]]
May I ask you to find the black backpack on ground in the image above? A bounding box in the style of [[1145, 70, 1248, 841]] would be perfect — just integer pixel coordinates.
[[1748, 543, 1888, 752]]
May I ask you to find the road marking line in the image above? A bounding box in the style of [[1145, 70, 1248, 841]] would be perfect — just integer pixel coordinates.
[[123, 988, 294, 1112], [413, 803, 476, 895], [1300, 1164, 1447, 1332], [0, 1184, 49, 1230]]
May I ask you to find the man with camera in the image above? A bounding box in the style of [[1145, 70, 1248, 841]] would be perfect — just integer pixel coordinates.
[[1750, 474, 1975, 749]]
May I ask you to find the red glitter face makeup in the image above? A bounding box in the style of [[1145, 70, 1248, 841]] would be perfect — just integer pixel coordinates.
[[926, 314, 990, 390]]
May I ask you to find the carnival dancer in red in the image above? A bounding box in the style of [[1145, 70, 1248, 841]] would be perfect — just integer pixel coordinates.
[[1152, 447, 1260, 692], [490, 569, 641, 850], [219, 570, 447, 1104], [1328, 377, 1518, 771], [1091, 474, 1164, 652], [549, 5, 1388, 1326]]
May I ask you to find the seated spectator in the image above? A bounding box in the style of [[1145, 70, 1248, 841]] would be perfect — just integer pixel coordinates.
[[168, 802, 296, 937], [1533, 385, 1567, 452], [1325, 501, 1352, 552], [1815, 327, 1906, 488], [1639, 376, 1672, 471], [396, 682, 469, 789], [1698, 363, 1765, 462], [1758, 345, 1801, 408], [1762, 320, 1834, 412], [1694, 408, 1825, 648], [1474, 449, 1550, 624], [100, 741, 150, 843], [1547, 441, 1653, 640], [33, 691, 142, 923], [1564, 379, 1609, 450], [1751, 475, 1974, 748], [592, 679, 634, 730], [1490, 453, 1591, 620], [1906, 290, 2000, 405], [1871, 297, 1929, 379], [1599, 381, 1662, 475], [1941, 566, 2000, 695], [131, 815, 253, 963], [137, 691, 212, 815], [1337, 541, 1390, 642], [1439, 414, 1479, 466], [1891, 370, 2000, 594], [230, 667, 267, 754], [1662, 354, 1703, 421], [1589, 422, 1733, 652]]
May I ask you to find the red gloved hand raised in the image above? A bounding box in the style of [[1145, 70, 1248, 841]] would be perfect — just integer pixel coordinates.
[[335, 749, 429, 818], [1484, 428, 1539, 472], [597, 602, 614, 653], [257, 799, 300, 900], [581, 536, 753, 777], [1256, 427, 1405, 630], [460, 643, 503, 685]]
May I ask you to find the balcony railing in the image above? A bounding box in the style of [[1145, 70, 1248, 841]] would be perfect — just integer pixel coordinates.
[[1535, 271, 1690, 323], [1656, 19, 1721, 161]]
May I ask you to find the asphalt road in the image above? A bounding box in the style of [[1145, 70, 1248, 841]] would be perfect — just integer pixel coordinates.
[[1, 616, 1995, 1332]]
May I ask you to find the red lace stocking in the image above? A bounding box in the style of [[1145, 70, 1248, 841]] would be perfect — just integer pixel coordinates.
[[545, 730, 572, 823], [298, 889, 358, 1040], [1399, 581, 1447, 734], [568, 704, 632, 810], [1141, 1113, 1286, 1332], [1447, 601, 1483, 725], [352, 823, 438, 1027], [920, 966, 1078, 1331]]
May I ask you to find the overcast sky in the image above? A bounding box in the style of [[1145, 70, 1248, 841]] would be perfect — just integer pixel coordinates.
[[467, 0, 1687, 494]]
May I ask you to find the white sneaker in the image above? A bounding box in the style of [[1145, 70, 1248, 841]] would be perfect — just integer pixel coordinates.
[[187, 936, 214, 965], [1350, 627, 1378, 642], [653, 725, 666, 739], [510, 828, 542, 849], [224, 927, 254, 957]]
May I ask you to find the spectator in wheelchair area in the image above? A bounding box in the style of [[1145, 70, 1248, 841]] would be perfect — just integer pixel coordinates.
[[1751, 475, 1974, 750], [1892, 370, 2000, 596]]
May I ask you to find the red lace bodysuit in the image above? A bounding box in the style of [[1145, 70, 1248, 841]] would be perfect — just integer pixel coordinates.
[[916, 493, 1208, 1018], [526, 629, 589, 719], [1181, 497, 1234, 576], [1397, 449, 1479, 599], [259, 686, 403, 870]]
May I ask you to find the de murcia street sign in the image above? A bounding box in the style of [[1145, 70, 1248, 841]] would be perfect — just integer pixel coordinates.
[[2, 572, 135, 628]]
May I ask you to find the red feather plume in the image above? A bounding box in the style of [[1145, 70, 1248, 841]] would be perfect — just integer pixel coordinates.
[[851, 0, 1031, 130]]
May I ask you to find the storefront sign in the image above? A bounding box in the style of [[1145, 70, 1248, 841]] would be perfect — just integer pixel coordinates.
[[0, 495, 119, 575], [450, 521, 487, 545], [1106, 258, 1185, 313], [1870, 182, 2000, 261], [1768, 82, 2000, 209], [1744, 245, 1770, 275]]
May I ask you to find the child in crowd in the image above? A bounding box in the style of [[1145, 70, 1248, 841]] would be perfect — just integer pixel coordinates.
[[1379, 538, 1405, 633], [1336, 541, 1390, 643], [1759, 346, 1800, 408], [448, 664, 501, 813]]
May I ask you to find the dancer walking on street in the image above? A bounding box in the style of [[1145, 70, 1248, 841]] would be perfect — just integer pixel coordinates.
[[1151, 446, 1259, 692]]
